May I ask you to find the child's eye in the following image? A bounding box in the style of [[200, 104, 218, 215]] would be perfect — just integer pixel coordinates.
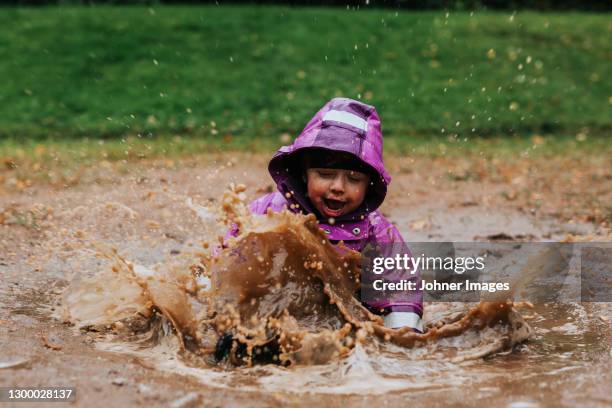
[[317, 170, 335, 178], [347, 172, 366, 183]]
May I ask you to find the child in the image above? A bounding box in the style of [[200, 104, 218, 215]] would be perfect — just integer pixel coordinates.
[[240, 97, 422, 332]]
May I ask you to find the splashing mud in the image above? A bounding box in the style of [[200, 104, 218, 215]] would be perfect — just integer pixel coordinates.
[[59, 186, 532, 377]]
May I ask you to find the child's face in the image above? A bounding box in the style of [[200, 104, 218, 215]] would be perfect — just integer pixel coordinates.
[[306, 168, 370, 219]]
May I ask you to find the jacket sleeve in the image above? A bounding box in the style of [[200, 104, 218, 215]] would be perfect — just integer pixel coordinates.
[[363, 213, 423, 332], [213, 193, 280, 257]]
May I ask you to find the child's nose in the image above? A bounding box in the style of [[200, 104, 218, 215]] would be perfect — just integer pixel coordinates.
[[330, 175, 345, 193]]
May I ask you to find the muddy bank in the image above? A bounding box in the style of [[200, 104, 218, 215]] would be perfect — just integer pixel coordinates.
[[1, 153, 610, 407]]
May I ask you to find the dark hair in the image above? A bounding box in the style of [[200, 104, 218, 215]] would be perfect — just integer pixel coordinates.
[[299, 148, 371, 174]]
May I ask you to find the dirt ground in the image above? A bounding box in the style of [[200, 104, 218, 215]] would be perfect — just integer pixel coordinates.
[[0, 152, 610, 407]]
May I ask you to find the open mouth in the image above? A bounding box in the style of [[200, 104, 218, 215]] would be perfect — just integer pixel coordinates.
[[322, 198, 346, 216]]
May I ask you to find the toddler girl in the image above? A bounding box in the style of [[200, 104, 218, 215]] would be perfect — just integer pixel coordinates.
[[237, 97, 422, 331]]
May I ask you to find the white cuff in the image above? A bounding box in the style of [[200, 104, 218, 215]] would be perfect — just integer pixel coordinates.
[[384, 312, 423, 332]]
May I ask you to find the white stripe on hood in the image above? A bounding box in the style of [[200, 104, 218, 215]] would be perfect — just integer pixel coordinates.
[[322, 110, 368, 131]]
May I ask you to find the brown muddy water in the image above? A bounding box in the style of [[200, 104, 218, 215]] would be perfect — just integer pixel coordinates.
[[0, 159, 610, 407]]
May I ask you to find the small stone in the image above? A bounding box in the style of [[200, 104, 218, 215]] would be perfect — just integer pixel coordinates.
[[112, 377, 127, 386]]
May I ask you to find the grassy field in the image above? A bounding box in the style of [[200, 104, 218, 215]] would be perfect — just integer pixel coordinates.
[[0, 5, 610, 143]]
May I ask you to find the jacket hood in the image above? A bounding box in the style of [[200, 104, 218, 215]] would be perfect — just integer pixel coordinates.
[[268, 97, 390, 221]]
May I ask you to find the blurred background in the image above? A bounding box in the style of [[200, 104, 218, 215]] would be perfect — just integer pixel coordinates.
[[0, 1, 609, 171], [0, 1, 609, 139]]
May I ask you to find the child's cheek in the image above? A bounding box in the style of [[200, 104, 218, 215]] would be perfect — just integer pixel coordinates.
[[311, 180, 326, 196]]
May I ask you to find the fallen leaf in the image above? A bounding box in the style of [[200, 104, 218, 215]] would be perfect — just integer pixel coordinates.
[[40, 332, 63, 351], [409, 218, 431, 231]]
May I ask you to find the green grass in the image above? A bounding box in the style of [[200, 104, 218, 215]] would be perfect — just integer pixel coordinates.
[[0, 5, 610, 142]]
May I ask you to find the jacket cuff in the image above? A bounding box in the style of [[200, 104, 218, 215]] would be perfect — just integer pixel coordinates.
[[384, 311, 424, 332]]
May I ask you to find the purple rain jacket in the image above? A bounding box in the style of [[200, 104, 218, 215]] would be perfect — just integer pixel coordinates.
[[247, 98, 423, 331]]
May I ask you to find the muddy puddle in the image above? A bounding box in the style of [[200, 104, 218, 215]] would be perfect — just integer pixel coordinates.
[[1, 167, 610, 406]]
